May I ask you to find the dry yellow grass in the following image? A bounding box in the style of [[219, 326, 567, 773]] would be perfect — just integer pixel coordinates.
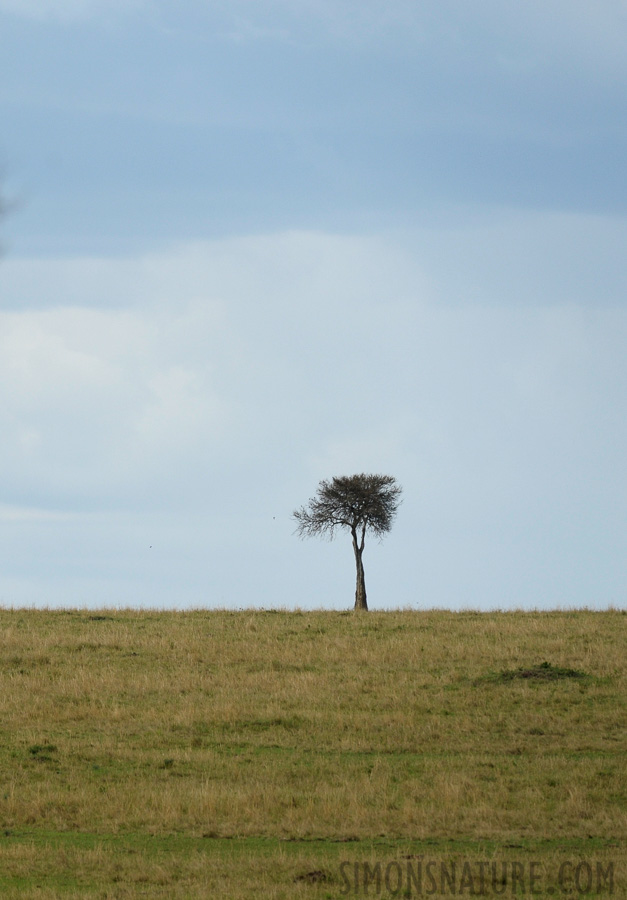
[[0, 608, 624, 897]]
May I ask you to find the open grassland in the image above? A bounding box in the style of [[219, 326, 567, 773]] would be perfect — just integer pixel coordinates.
[[0, 608, 624, 898]]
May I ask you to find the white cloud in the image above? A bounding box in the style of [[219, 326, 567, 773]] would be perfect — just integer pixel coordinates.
[[0, 222, 625, 608], [192, 0, 627, 75], [0, 303, 226, 509], [4, 0, 624, 82], [0, 504, 72, 522], [0, 231, 424, 512], [0, 0, 145, 22]]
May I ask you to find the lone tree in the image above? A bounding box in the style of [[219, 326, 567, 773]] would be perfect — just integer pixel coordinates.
[[293, 473, 402, 611]]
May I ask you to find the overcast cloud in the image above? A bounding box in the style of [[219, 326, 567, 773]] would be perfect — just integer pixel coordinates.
[[0, 2, 625, 609]]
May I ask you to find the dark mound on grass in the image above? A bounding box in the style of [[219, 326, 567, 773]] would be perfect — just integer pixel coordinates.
[[294, 870, 329, 884], [479, 661, 589, 684]]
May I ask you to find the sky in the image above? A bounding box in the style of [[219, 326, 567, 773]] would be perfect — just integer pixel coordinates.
[[0, 0, 625, 610]]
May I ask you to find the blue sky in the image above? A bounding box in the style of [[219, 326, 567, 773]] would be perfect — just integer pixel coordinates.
[[0, 0, 625, 609]]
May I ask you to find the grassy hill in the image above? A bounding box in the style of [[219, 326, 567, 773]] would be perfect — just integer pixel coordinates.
[[0, 608, 624, 897]]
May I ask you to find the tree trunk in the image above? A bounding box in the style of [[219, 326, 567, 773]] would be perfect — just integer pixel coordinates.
[[352, 527, 368, 611]]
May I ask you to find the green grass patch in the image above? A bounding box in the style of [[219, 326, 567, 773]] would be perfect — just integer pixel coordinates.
[[0, 607, 624, 897]]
